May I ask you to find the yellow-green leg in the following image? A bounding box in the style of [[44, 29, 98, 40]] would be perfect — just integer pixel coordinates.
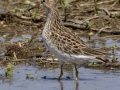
[[74, 64, 79, 81], [58, 64, 63, 81]]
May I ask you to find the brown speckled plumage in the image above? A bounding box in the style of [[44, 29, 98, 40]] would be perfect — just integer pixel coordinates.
[[40, 0, 109, 80]]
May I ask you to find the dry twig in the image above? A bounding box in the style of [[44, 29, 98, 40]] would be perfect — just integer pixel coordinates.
[[79, 0, 115, 7], [94, 26, 110, 37]]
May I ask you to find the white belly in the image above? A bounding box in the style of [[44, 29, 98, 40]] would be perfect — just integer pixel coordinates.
[[42, 37, 96, 64]]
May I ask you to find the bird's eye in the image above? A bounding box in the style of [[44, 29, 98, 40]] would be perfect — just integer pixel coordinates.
[[43, 0, 46, 2], [41, 0, 46, 3]]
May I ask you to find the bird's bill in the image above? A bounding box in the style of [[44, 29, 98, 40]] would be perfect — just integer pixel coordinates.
[[28, 2, 40, 11]]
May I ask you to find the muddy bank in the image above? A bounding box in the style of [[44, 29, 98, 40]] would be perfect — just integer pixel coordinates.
[[0, 0, 120, 68]]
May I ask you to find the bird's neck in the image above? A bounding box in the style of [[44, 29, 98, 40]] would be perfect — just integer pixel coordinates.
[[43, 7, 63, 32]]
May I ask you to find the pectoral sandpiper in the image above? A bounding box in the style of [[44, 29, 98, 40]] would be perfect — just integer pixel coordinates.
[[31, 0, 109, 81]]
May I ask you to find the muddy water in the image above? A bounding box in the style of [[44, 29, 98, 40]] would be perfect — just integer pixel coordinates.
[[0, 0, 120, 89], [0, 66, 120, 90], [0, 28, 120, 90], [81, 35, 120, 61]]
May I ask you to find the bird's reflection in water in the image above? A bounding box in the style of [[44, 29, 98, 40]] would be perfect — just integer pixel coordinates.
[[58, 81, 79, 90], [59, 81, 63, 90], [76, 81, 79, 90]]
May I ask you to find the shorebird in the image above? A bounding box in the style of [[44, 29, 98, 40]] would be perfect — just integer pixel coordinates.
[[30, 0, 108, 81]]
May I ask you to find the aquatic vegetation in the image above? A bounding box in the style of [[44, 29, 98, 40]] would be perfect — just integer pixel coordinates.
[[111, 45, 118, 63], [36, 77, 41, 80], [86, 21, 94, 30], [26, 72, 41, 80], [59, 0, 71, 21], [63, 0, 71, 7], [24, 0, 36, 6], [26, 72, 34, 80], [4, 63, 15, 79], [111, 45, 118, 54], [52, 55, 55, 60], [111, 56, 118, 63], [3, 34, 9, 38]]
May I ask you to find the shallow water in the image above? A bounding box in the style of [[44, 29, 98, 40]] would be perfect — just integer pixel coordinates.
[[1, 29, 120, 90], [0, 65, 120, 90]]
